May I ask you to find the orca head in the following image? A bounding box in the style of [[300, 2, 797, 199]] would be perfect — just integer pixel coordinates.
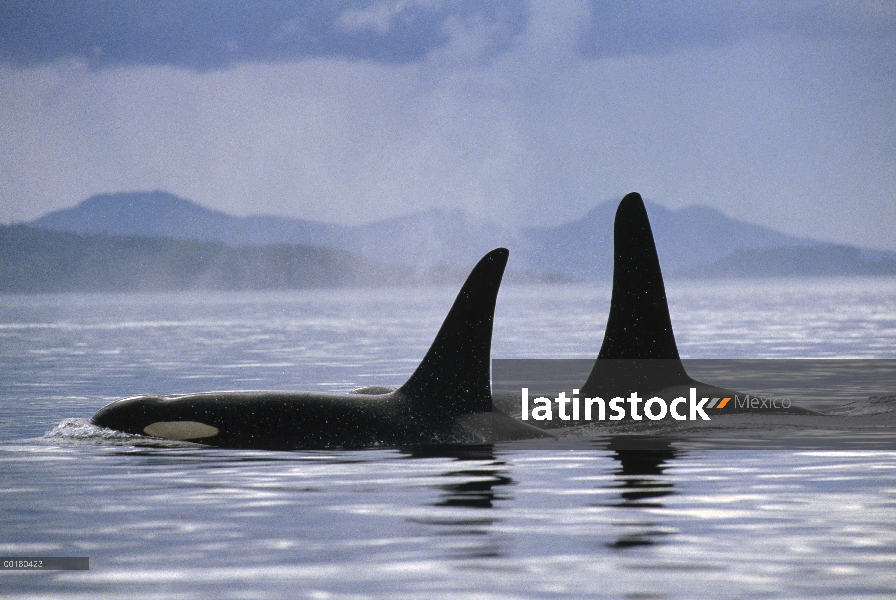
[[91, 395, 160, 435], [91, 394, 220, 441]]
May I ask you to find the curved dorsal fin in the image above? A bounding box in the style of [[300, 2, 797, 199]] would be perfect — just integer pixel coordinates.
[[599, 193, 679, 360], [582, 193, 691, 396], [399, 248, 508, 414]]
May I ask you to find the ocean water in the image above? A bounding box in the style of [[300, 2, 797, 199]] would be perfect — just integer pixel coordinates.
[[1, 278, 896, 598]]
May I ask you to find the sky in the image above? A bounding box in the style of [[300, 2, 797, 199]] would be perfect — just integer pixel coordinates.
[[1, 1, 894, 250]]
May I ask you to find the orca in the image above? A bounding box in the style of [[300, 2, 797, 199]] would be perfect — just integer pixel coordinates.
[[492, 193, 815, 424], [579, 192, 814, 415], [91, 248, 553, 449]]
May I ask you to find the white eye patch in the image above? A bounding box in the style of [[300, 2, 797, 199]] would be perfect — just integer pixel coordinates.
[[143, 421, 220, 440]]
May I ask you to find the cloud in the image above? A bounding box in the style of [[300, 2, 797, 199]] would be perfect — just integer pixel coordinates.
[[0, 1, 893, 251], [3, 1, 892, 72], [578, 1, 896, 58], [0, 1, 524, 69], [338, 0, 445, 35]]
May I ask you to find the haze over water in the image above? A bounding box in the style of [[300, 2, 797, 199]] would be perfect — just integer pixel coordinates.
[[2, 278, 896, 598]]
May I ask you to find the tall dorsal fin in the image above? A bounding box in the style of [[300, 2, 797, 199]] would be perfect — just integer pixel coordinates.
[[581, 193, 691, 396], [399, 248, 508, 414], [599, 193, 679, 359]]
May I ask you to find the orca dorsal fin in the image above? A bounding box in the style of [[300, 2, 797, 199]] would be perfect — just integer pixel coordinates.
[[398, 248, 508, 414], [582, 193, 691, 396], [598, 193, 679, 360]]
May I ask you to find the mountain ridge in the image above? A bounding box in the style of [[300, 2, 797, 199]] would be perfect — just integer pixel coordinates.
[[29, 190, 896, 280]]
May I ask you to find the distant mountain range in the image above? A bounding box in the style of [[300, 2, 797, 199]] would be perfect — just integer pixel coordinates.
[[31, 191, 896, 278], [30, 191, 518, 277]]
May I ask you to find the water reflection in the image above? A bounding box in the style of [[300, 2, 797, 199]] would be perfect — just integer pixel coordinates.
[[403, 444, 513, 558], [404, 444, 496, 461], [598, 437, 679, 549], [435, 467, 513, 510]]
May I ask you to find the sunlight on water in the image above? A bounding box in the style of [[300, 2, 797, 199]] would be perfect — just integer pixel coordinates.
[[666, 278, 896, 358]]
